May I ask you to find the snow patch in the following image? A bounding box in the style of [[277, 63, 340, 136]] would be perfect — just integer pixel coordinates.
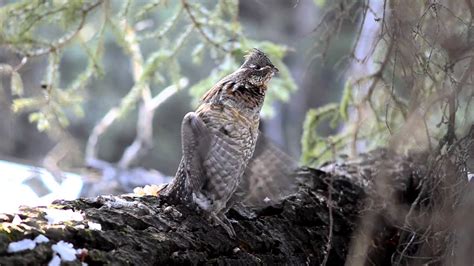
[[51, 241, 78, 261], [48, 255, 61, 266], [7, 239, 36, 253], [7, 234, 50, 253], [45, 209, 83, 224], [11, 215, 22, 225], [34, 234, 49, 243], [48, 240, 87, 264], [87, 221, 102, 230]]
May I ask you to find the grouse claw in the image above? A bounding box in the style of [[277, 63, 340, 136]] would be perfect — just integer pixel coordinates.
[[211, 213, 236, 239]]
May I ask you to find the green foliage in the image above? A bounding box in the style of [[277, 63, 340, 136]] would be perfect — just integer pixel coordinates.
[[301, 103, 347, 165], [313, 0, 326, 7], [339, 79, 352, 121], [10, 71, 24, 96], [0, 0, 297, 136], [12, 97, 42, 113]]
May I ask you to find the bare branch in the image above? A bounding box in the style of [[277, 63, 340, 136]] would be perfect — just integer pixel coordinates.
[[149, 79, 188, 111], [85, 108, 120, 164], [86, 18, 189, 170], [118, 79, 188, 169]]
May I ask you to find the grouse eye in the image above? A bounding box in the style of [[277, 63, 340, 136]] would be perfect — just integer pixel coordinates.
[[249, 64, 260, 69]]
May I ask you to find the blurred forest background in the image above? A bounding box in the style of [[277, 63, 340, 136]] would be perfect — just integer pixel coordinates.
[[0, 0, 323, 174], [0, 0, 473, 206]]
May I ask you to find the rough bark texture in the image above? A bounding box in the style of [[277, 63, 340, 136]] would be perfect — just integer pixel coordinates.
[[0, 127, 472, 266], [0, 166, 365, 265]]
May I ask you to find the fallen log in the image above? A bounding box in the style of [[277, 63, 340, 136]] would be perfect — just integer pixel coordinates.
[[0, 125, 472, 265]]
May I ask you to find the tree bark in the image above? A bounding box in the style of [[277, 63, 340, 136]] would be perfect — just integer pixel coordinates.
[[0, 126, 472, 265]]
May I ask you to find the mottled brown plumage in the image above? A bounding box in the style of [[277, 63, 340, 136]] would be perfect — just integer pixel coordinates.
[[163, 49, 279, 236]]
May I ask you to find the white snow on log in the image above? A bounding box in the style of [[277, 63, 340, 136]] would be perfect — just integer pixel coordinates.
[[11, 215, 22, 225], [7, 239, 36, 253], [48, 255, 61, 266], [51, 241, 78, 261], [34, 234, 49, 243], [7, 234, 50, 253], [468, 172, 473, 182], [87, 221, 102, 230], [45, 209, 83, 224]]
